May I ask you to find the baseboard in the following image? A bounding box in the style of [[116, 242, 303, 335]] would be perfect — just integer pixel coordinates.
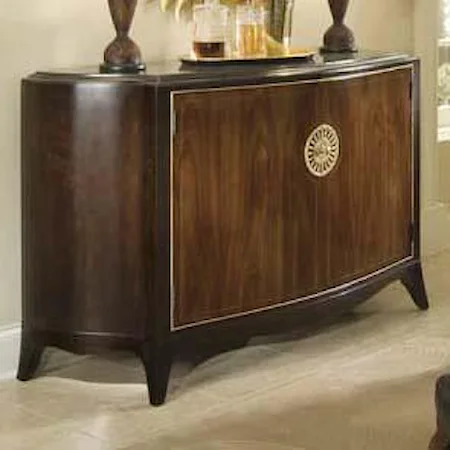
[[0, 324, 21, 381], [422, 201, 450, 257]]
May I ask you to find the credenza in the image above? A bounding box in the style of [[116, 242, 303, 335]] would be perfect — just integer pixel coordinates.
[[18, 51, 428, 405]]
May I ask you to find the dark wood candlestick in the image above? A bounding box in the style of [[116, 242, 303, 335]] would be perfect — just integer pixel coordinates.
[[100, 0, 146, 73], [321, 0, 356, 53]]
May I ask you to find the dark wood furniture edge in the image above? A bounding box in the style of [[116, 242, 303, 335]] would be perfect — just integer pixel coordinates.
[[27, 53, 418, 89], [429, 375, 450, 450], [402, 59, 428, 313], [428, 430, 450, 450]]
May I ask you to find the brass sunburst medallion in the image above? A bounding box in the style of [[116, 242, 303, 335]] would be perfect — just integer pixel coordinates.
[[304, 124, 340, 177]]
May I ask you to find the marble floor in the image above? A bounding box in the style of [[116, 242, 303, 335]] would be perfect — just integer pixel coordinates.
[[1, 251, 450, 449]]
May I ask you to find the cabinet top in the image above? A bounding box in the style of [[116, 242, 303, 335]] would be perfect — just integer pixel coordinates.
[[28, 50, 417, 89]]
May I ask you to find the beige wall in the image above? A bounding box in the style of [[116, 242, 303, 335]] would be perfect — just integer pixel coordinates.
[[414, 0, 438, 205], [0, 0, 414, 328], [413, 0, 450, 257], [294, 0, 413, 52]]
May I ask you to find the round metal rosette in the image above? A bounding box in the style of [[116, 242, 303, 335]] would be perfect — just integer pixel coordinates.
[[304, 124, 340, 177]]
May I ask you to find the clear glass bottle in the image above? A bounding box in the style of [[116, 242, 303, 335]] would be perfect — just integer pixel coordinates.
[[192, 0, 229, 58]]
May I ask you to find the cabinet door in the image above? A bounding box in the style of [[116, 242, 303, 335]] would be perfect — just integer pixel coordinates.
[[172, 67, 413, 328], [172, 83, 319, 327], [314, 69, 412, 289]]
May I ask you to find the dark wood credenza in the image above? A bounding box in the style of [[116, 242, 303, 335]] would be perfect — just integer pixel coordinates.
[[18, 51, 428, 405]]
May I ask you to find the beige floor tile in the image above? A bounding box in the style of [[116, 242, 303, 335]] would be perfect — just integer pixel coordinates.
[[31, 430, 112, 450], [137, 370, 437, 450], [125, 439, 306, 450], [0, 379, 111, 425], [0, 404, 53, 448], [75, 389, 230, 449], [74, 408, 172, 448], [0, 406, 89, 450]]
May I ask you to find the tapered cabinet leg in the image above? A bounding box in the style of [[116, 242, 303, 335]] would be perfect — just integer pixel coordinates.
[[140, 341, 172, 406], [17, 332, 44, 381], [401, 262, 429, 310]]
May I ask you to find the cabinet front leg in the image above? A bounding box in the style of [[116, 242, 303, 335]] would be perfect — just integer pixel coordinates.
[[401, 262, 429, 310], [140, 341, 172, 406], [17, 332, 44, 381]]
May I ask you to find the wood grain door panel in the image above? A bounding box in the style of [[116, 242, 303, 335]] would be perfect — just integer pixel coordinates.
[[315, 69, 412, 289], [173, 84, 318, 326], [172, 68, 413, 327]]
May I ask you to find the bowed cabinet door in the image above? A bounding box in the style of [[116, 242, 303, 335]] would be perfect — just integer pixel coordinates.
[[312, 68, 413, 290], [171, 66, 414, 329], [171, 83, 320, 328]]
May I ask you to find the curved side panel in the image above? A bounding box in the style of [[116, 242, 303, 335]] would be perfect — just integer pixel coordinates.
[[21, 79, 153, 340]]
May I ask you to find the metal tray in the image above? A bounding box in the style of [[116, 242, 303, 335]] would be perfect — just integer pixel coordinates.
[[180, 49, 316, 65]]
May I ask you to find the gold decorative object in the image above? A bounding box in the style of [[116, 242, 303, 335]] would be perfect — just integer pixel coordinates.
[[304, 124, 340, 177], [180, 48, 314, 64]]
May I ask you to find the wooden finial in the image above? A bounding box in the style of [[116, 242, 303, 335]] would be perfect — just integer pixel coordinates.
[[100, 0, 146, 73]]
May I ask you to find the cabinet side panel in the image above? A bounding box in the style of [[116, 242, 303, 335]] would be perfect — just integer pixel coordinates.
[[315, 69, 412, 288], [22, 80, 151, 339], [173, 85, 318, 327]]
